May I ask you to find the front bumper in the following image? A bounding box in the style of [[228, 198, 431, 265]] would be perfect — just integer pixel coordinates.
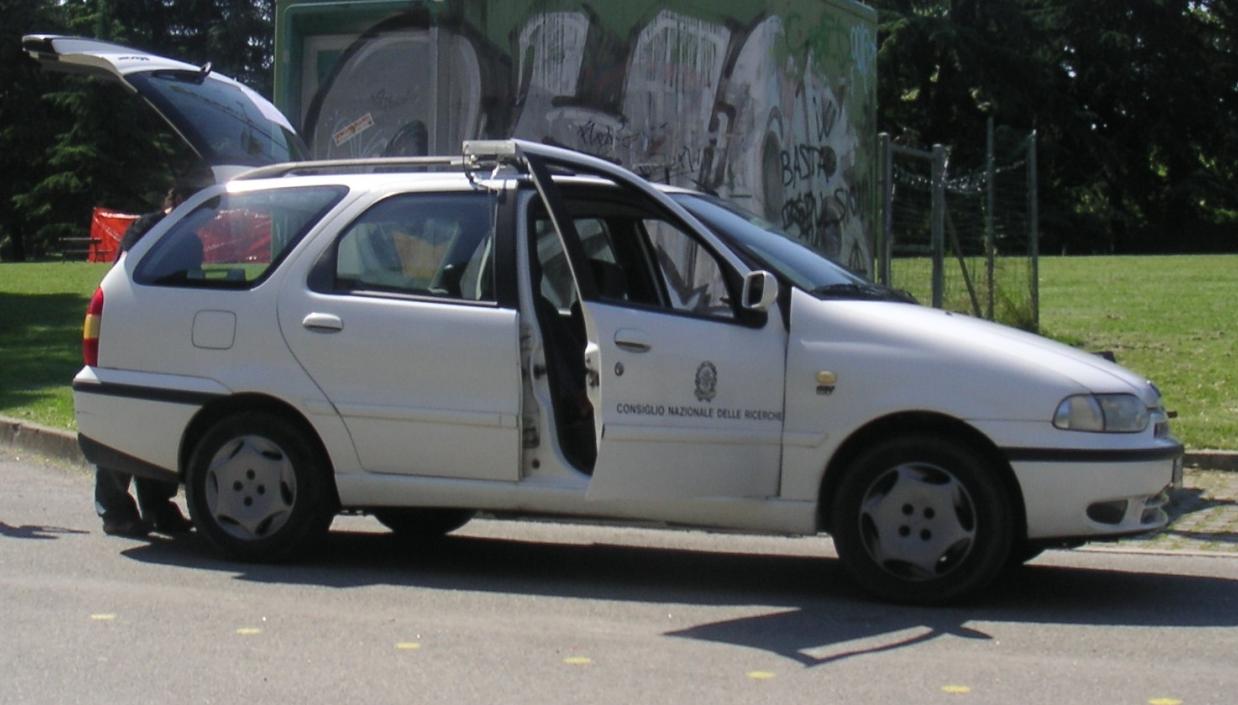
[[1006, 443, 1184, 540]]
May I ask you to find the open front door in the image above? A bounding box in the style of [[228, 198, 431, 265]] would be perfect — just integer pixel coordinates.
[[580, 300, 787, 500], [519, 143, 787, 502]]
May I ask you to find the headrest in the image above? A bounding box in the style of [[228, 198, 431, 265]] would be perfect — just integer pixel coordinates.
[[589, 259, 626, 300]]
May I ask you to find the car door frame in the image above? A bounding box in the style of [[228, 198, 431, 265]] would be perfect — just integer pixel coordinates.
[[514, 141, 788, 501]]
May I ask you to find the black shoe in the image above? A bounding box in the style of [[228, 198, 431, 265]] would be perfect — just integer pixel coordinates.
[[102, 514, 151, 537], [148, 503, 193, 534]]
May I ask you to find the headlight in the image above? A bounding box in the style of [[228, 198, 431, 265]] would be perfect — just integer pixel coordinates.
[[1053, 394, 1150, 433]]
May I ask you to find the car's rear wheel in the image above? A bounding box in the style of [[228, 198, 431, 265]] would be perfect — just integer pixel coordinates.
[[831, 435, 1013, 604], [185, 412, 334, 561], [373, 508, 474, 540]]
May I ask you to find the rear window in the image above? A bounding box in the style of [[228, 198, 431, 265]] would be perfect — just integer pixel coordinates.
[[127, 72, 307, 167], [135, 185, 346, 289]]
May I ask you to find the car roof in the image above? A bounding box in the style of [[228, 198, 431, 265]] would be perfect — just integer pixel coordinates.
[[224, 171, 483, 194]]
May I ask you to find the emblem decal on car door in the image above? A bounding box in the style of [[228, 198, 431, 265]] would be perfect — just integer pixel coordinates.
[[694, 361, 717, 402]]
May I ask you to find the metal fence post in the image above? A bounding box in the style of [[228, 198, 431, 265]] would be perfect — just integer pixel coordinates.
[[985, 117, 996, 320], [879, 132, 893, 286], [931, 144, 946, 309], [1027, 131, 1039, 330]]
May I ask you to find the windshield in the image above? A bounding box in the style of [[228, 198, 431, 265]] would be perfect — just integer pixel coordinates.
[[128, 71, 307, 168], [673, 193, 913, 302]]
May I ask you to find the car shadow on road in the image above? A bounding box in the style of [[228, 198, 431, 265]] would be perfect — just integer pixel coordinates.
[[121, 524, 1238, 668], [125, 527, 856, 607], [1158, 486, 1238, 545], [666, 563, 1238, 666], [1169, 486, 1237, 520]]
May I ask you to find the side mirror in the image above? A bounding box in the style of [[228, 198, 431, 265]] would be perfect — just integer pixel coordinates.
[[741, 270, 779, 312]]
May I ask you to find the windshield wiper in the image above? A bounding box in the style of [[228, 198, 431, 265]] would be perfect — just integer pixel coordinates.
[[811, 282, 916, 303]]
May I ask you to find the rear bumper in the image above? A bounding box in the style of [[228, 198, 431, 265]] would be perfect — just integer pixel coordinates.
[[79, 434, 178, 483], [73, 366, 225, 475], [1007, 443, 1184, 540]]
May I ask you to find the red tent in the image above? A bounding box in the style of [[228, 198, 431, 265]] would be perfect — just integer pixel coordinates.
[[86, 206, 274, 265], [88, 208, 139, 262]]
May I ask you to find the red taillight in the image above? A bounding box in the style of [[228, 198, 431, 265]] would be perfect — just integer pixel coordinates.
[[83, 287, 104, 366]]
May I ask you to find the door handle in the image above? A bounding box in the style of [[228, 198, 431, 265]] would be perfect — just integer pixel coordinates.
[[613, 328, 651, 353], [302, 312, 343, 333]]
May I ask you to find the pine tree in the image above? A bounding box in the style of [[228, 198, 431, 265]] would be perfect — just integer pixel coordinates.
[[3, 0, 277, 260]]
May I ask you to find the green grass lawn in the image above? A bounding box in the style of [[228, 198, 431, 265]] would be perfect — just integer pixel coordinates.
[[1038, 255, 1238, 451], [0, 262, 111, 430], [1, 256, 1234, 449]]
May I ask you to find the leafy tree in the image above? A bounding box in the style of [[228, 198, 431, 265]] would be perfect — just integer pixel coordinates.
[[872, 0, 1238, 253], [2, 0, 275, 261], [0, 0, 70, 261]]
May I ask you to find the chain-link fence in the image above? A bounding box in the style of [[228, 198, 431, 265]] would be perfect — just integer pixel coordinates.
[[878, 121, 1039, 331]]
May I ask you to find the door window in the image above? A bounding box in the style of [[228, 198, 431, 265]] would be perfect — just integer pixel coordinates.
[[642, 218, 734, 319], [328, 192, 496, 302], [534, 217, 622, 310], [531, 201, 734, 319]]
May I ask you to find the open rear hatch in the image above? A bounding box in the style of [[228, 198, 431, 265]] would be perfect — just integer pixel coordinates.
[[23, 35, 306, 182]]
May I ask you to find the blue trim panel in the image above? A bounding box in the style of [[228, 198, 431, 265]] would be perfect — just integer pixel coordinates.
[[73, 380, 222, 406], [1003, 445, 1184, 463]]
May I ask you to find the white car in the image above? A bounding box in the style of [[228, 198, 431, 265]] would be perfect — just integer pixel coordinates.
[[32, 36, 1183, 603]]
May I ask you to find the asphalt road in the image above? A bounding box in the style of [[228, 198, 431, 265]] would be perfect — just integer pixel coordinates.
[[2, 449, 1236, 705]]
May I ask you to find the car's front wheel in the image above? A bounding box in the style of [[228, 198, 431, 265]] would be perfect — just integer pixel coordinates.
[[185, 412, 335, 561], [831, 435, 1013, 604]]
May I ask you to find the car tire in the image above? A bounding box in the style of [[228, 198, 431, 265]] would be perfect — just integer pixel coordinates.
[[185, 411, 335, 562], [830, 435, 1013, 604], [373, 508, 474, 540], [1009, 543, 1046, 566]]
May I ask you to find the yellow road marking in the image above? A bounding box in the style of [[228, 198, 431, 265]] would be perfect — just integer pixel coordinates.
[[563, 656, 592, 665], [235, 627, 262, 635], [89, 614, 116, 621], [942, 685, 972, 694], [395, 642, 421, 650], [747, 671, 776, 680], [1148, 699, 1183, 705]]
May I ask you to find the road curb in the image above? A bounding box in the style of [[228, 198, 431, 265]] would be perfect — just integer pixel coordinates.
[[1079, 545, 1238, 559], [0, 415, 85, 466], [3, 413, 1237, 471], [1184, 450, 1238, 472]]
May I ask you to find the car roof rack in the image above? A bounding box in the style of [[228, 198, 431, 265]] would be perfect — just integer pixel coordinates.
[[235, 139, 595, 182], [235, 155, 471, 181], [235, 140, 546, 181]]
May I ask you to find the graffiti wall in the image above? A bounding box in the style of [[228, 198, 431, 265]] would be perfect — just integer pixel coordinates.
[[275, 0, 877, 272]]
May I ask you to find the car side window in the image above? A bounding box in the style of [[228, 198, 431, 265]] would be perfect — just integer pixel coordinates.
[[535, 217, 624, 310], [533, 194, 737, 320], [135, 185, 346, 289], [331, 192, 495, 302], [641, 218, 734, 319]]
